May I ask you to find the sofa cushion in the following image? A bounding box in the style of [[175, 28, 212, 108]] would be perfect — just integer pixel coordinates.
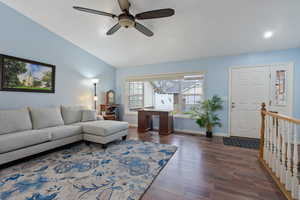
[[0, 108, 32, 135], [0, 130, 51, 154], [30, 107, 64, 129], [81, 120, 129, 137], [42, 125, 82, 140], [81, 110, 97, 122], [61, 106, 84, 125]]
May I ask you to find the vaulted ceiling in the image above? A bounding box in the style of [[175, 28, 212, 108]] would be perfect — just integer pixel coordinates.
[[1, 0, 300, 68]]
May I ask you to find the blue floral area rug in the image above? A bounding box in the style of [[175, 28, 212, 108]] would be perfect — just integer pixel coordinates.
[[0, 140, 177, 200]]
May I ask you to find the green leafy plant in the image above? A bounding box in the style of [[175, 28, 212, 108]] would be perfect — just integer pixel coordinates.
[[186, 95, 223, 133]]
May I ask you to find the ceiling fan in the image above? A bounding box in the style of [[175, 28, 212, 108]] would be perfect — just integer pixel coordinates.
[[73, 0, 175, 37]]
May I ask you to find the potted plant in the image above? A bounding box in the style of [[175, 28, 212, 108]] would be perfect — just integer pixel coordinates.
[[186, 95, 223, 138]]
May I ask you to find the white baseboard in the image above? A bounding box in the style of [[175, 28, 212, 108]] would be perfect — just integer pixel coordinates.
[[175, 129, 229, 137], [129, 124, 228, 137], [175, 129, 228, 137]]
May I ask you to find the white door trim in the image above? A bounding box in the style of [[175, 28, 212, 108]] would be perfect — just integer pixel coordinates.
[[228, 62, 294, 137]]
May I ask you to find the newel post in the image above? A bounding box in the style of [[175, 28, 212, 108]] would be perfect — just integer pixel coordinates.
[[260, 103, 267, 159]]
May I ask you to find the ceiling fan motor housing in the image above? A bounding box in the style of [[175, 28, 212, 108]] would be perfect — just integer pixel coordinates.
[[118, 14, 135, 28]]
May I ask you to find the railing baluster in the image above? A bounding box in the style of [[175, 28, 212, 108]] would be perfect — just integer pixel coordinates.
[[280, 120, 287, 184], [265, 116, 270, 164], [278, 119, 283, 181], [264, 114, 268, 162], [292, 124, 299, 198], [286, 122, 292, 191], [284, 120, 289, 188], [276, 118, 281, 177], [268, 116, 272, 166], [271, 117, 277, 173]]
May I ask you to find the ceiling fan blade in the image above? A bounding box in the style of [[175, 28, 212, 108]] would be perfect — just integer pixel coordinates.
[[135, 22, 154, 37], [135, 9, 175, 20], [106, 23, 121, 35], [73, 6, 116, 18], [117, 0, 130, 11]]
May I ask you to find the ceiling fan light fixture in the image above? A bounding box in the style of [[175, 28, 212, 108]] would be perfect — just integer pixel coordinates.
[[119, 14, 135, 28]]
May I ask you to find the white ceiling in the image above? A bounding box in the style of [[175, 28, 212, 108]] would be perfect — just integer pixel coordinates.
[[1, 0, 300, 68]]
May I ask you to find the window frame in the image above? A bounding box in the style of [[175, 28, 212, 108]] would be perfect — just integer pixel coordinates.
[[124, 72, 206, 116], [128, 81, 144, 111]]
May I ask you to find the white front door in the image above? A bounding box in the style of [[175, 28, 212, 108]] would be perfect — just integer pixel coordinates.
[[230, 67, 269, 138], [230, 63, 293, 138]]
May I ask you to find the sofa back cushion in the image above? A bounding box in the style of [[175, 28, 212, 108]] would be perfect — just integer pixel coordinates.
[[81, 110, 97, 122], [29, 107, 64, 129], [61, 106, 84, 125], [0, 108, 32, 135]]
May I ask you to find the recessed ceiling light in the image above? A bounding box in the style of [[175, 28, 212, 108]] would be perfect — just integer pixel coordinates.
[[264, 31, 274, 39]]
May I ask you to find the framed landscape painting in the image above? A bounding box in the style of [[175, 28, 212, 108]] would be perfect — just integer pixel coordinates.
[[0, 54, 55, 93]]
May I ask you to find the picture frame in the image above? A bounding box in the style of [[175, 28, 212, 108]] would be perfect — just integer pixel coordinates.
[[0, 54, 55, 93]]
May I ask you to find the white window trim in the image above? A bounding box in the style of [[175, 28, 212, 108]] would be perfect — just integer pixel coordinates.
[[125, 71, 205, 81]]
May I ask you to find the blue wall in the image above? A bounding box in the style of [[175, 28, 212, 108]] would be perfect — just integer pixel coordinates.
[[116, 48, 300, 135], [0, 3, 115, 109]]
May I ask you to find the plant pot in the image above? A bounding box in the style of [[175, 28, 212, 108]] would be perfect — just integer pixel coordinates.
[[206, 131, 213, 138]]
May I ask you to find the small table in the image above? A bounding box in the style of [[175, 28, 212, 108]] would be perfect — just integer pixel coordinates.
[[138, 109, 174, 135]]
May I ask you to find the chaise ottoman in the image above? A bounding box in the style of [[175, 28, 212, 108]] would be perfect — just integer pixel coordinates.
[[81, 120, 129, 148]]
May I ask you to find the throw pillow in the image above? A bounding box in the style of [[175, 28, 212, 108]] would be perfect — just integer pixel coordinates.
[[29, 107, 64, 129], [81, 110, 97, 122], [61, 105, 85, 125], [0, 108, 32, 135]]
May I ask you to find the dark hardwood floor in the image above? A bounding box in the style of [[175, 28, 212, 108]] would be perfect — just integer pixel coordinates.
[[127, 128, 285, 200]]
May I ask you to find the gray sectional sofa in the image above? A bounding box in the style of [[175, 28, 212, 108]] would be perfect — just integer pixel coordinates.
[[0, 106, 129, 165]]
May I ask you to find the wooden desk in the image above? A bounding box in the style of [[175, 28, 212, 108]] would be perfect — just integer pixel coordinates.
[[138, 109, 174, 135]]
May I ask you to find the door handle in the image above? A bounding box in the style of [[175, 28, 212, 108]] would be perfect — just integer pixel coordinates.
[[231, 102, 235, 109]]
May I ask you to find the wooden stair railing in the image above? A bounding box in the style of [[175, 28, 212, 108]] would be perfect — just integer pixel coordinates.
[[259, 103, 300, 200]]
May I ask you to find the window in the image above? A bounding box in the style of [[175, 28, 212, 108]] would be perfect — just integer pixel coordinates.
[[126, 73, 205, 114], [181, 79, 203, 112], [128, 81, 144, 110], [274, 70, 287, 105]]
